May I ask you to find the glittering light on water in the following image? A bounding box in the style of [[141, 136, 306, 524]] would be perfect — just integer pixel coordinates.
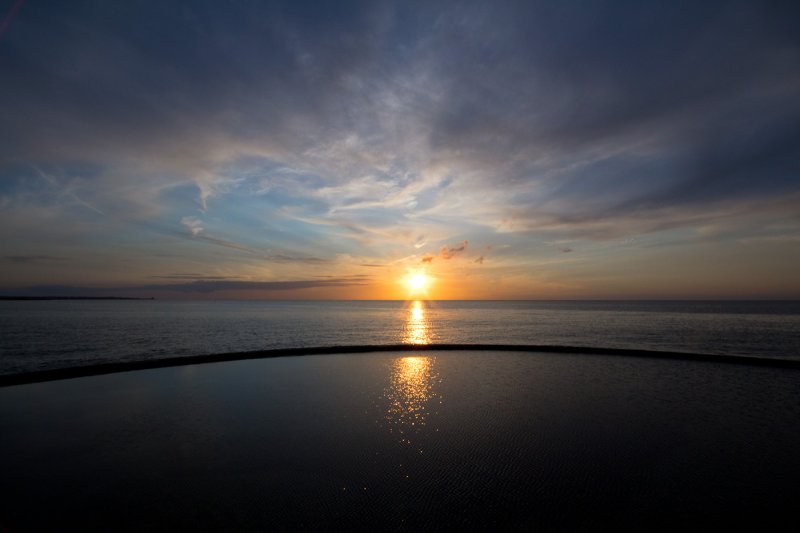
[[404, 300, 431, 345], [382, 356, 440, 447]]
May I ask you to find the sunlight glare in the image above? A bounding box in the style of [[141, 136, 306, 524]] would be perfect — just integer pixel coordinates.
[[382, 355, 439, 447], [404, 270, 431, 297], [404, 300, 430, 344]]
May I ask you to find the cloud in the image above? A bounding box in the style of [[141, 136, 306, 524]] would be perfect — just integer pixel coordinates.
[[180, 216, 203, 236], [0, 285, 109, 297], [5, 4, 797, 237], [192, 233, 327, 264], [4, 255, 64, 264], [196, 234, 257, 254], [2, 278, 367, 297], [148, 279, 366, 293], [0, 1, 799, 294], [147, 273, 243, 280], [420, 240, 470, 263], [177, 214, 327, 263], [439, 240, 468, 260]]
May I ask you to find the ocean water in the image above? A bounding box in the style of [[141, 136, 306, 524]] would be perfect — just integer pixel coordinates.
[[1, 299, 799, 375], [3, 305, 800, 529], [2, 351, 799, 530]]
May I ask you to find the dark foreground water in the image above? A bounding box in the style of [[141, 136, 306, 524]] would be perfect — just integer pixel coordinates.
[[1, 350, 799, 531], [1, 300, 799, 374]]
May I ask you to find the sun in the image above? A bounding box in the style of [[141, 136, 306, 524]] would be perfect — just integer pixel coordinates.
[[409, 274, 427, 291], [404, 270, 431, 296]]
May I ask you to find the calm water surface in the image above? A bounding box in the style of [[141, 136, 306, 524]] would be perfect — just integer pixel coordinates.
[[2, 351, 799, 530], [1, 300, 799, 374]]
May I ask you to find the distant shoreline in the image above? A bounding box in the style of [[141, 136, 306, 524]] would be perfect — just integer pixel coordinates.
[[0, 296, 155, 301]]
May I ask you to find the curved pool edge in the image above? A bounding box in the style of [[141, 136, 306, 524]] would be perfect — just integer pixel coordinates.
[[3, 343, 799, 387]]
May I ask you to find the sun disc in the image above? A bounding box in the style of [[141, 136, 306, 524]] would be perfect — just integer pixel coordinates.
[[409, 273, 427, 291]]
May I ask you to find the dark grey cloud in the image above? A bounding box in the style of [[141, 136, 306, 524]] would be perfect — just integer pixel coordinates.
[[432, 2, 799, 218], [148, 274, 243, 281], [1, 0, 798, 241], [0, 0, 381, 161], [4, 255, 64, 264], [0, 285, 112, 297], [2, 278, 367, 297], [144, 279, 367, 293], [314, 274, 371, 279]]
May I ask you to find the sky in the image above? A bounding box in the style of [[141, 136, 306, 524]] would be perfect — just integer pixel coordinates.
[[1, 0, 799, 299]]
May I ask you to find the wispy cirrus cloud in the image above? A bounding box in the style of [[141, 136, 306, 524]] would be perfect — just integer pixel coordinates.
[[0, 1, 798, 297]]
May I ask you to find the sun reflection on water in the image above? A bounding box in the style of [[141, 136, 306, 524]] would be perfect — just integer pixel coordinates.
[[383, 356, 440, 447], [404, 300, 431, 345]]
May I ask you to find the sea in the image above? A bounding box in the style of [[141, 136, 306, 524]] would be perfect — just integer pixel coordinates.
[[1, 299, 799, 375], [3, 300, 800, 529]]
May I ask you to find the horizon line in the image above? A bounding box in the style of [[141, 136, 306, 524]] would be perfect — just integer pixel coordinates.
[[2, 296, 799, 302]]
